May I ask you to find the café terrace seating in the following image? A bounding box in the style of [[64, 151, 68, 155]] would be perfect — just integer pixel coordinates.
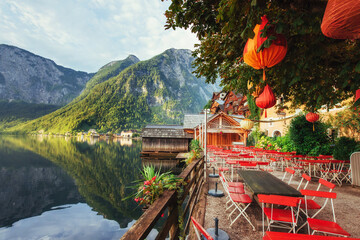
[[206, 144, 355, 238]]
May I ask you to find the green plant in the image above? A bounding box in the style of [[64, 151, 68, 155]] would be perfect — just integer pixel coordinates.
[[289, 115, 332, 156], [127, 165, 183, 206], [333, 137, 359, 160], [273, 134, 296, 152], [247, 127, 266, 146], [184, 139, 202, 165], [190, 139, 202, 152], [256, 136, 280, 150]]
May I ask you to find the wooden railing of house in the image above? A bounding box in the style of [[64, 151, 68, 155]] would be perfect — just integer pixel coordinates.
[[120, 156, 205, 240]]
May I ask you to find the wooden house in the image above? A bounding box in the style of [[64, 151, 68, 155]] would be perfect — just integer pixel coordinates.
[[121, 130, 135, 138], [223, 92, 249, 116], [210, 91, 250, 116], [141, 125, 193, 155], [183, 112, 250, 147]]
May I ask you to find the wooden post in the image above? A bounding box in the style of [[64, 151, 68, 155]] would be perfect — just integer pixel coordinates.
[[204, 110, 207, 163], [168, 196, 179, 240]]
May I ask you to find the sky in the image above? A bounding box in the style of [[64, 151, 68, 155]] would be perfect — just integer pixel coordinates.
[[0, 0, 199, 73]]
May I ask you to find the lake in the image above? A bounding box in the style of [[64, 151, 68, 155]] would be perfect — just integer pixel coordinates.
[[0, 135, 179, 240]]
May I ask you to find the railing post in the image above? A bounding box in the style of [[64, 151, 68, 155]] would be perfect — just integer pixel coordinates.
[[169, 193, 179, 240]]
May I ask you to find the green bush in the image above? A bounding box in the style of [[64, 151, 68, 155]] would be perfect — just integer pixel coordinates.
[[247, 128, 266, 146], [256, 136, 280, 150], [288, 115, 332, 156], [273, 135, 296, 152], [333, 137, 359, 160], [190, 139, 202, 152]]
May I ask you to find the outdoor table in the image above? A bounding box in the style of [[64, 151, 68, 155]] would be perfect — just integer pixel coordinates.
[[238, 170, 302, 197], [298, 159, 330, 178], [264, 231, 360, 240]]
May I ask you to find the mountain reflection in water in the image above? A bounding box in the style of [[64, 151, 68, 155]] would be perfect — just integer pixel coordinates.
[[0, 135, 146, 239]]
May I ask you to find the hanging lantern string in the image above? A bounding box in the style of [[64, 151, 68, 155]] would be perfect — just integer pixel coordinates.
[[231, 114, 300, 123]]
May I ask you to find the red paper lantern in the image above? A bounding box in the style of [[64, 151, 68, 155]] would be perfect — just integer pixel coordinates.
[[243, 15, 287, 81], [306, 112, 320, 131], [256, 84, 276, 118], [321, 0, 360, 39]]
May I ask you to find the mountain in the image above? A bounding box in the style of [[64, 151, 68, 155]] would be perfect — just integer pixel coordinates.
[[75, 55, 140, 102], [0, 44, 93, 105], [12, 49, 219, 134]]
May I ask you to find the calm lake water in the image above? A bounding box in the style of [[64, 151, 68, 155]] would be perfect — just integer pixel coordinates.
[[0, 135, 173, 240]]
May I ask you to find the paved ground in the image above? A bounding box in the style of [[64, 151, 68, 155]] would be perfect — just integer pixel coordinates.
[[202, 169, 360, 240]]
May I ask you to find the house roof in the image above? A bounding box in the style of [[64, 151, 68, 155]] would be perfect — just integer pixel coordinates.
[[183, 114, 213, 129], [142, 125, 193, 138], [183, 113, 245, 129]]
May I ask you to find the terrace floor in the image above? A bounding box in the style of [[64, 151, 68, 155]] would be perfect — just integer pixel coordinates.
[[201, 169, 360, 240]]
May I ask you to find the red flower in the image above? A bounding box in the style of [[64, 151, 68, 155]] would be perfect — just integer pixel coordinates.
[[144, 180, 150, 185], [134, 198, 139, 202], [151, 176, 157, 181], [161, 213, 165, 217]]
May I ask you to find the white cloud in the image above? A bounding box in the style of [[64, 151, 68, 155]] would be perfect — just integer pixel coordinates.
[[0, 0, 199, 72]]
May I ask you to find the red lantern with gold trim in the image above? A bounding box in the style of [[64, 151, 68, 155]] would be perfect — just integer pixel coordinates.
[[306, 112, 320, 131], [243, 15, 287, 81], [256, 84, 276, 118]]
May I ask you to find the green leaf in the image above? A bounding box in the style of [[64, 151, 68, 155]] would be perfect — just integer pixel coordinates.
[[251, 0, 257, 7], [275, 23, 284, 34], [355, 61, 360, 73], [289, 76, 300, 86]]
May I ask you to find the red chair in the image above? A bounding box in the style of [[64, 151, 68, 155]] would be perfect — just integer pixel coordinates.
[[219, 172, 255, 230], [191, 217, 214, 240], [263, 231, 360, 240], [301, 189, 350, 237], [296, 173, 311, 191], [282, 167, 295, 185], [258, 194, 302, 235], [299, 178, 336, 217]]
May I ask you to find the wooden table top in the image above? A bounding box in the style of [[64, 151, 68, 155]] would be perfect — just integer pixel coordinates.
[[238, 170, 302, 197]]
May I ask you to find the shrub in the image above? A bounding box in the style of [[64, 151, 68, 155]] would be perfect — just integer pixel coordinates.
[[274, 135, 296, 152], [333, 137, 359, 160], [289, 115, 332, 156], [247, 128, 267, 146], [256, 136, 280, 150]]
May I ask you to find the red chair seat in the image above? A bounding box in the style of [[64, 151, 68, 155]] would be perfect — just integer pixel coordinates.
[[300, 199, 321, 210], [307, 218, 351, 236], [229, 193, 252, 204], [228, 182, 244, 188], [263, 208, 296, 223], [218, 167, 229, 171], [228, 186, 245, 194]]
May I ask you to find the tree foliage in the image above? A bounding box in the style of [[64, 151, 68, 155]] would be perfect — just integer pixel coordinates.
[[163, 0, 360, 111], [288, 115, 331, 155], [333, 136, 359, 160], [327, 105, 360, 140]]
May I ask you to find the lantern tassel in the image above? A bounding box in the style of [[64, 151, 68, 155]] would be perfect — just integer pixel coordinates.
[[263, 68, 266, 81], [265, 109, 267, 118], [313, 123, 315, 132]]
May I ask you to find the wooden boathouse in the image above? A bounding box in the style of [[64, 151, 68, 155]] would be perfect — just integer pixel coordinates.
[[183, 111, 250, 147], [141, 125, 193, 157]]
